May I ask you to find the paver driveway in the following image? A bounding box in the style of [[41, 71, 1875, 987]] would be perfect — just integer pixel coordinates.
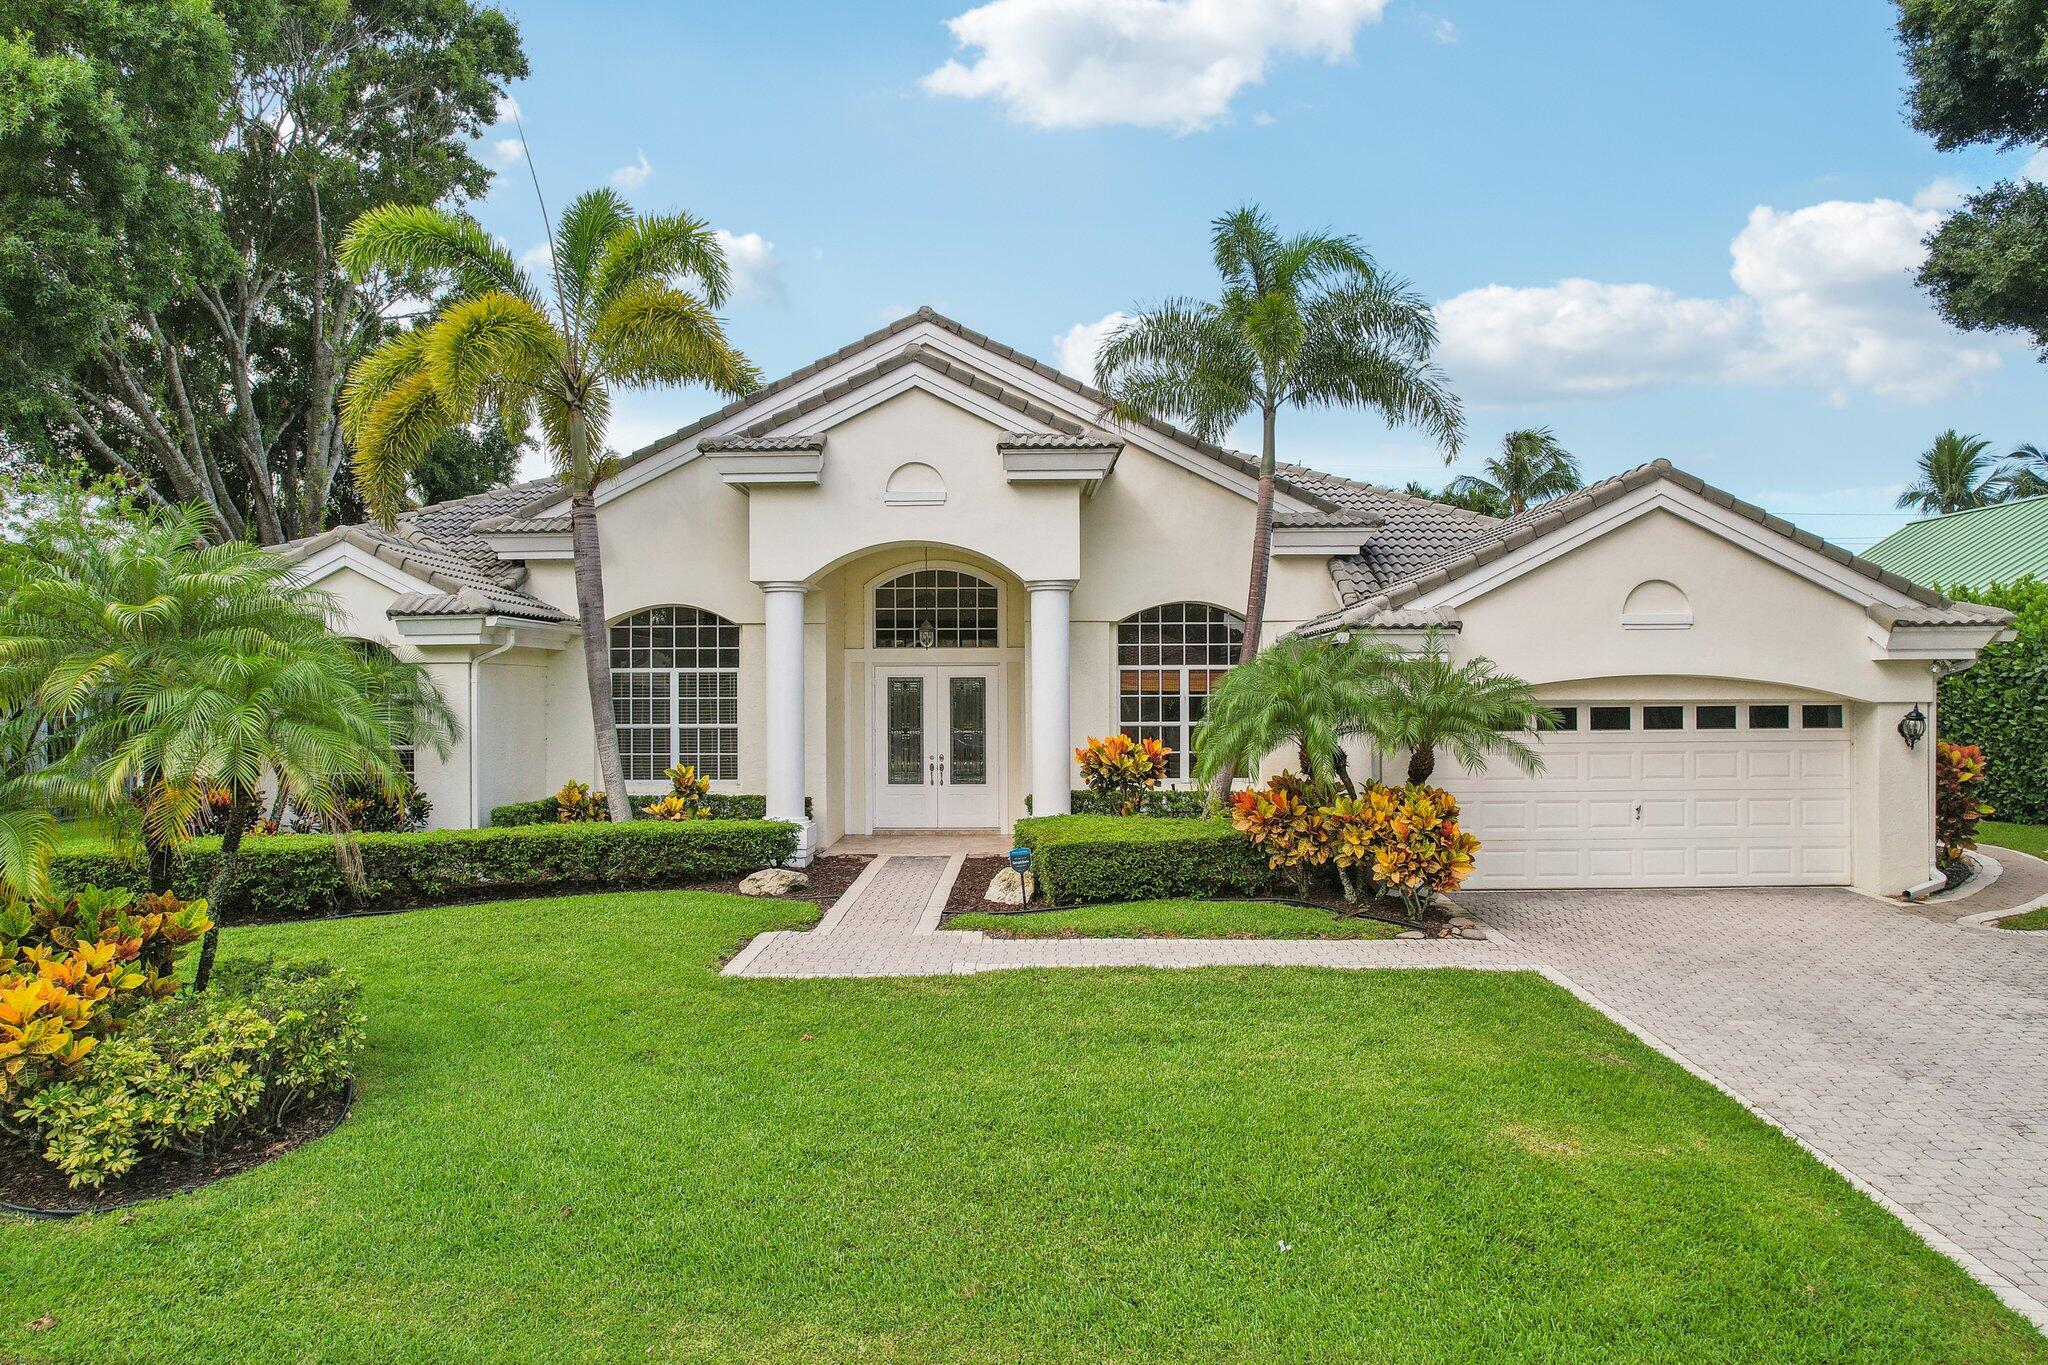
[[727, 853, 2048, 1327], [1466, 884, 2048, 1328]]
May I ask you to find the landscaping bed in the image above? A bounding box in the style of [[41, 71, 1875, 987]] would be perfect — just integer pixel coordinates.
[[1, 890, 2039, 1360], [696, 853, 871, 904]]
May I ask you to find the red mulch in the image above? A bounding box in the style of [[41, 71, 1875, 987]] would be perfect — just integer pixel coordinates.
[[2, 1086, 351, 1216]]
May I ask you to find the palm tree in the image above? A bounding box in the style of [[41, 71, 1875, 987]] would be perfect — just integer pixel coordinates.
[[1445, 427, 1581, 516], [1190, 636, 1397, 794], [1896, 431, 2012, 514], [1368, 631, 1549, 786], [1409, 478, 1507, 517], [1096, 205, 1463, 796], [0, 495, 454, 984], [339, 190, 759, 822], [2004, 443, 2048, 498]]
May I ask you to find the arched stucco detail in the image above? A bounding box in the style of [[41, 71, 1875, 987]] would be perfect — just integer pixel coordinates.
[[1621, 578, 1692, 629], [883, 461, 946, 506]]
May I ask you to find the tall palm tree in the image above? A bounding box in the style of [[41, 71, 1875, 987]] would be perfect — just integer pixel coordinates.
[[1368, 631, 1548, 786], [2004, 443, 2048, 498], [339, 190, 759, 821], [1190, 636, 1397, 794], [1896, 431, 2011, 514], [0, 496, 453, 986], [1445, 427, 1581, 516], [1096, 205, 1463, 796]]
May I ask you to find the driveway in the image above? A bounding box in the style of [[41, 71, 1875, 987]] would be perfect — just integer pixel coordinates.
[[1466, 879, 2048, 1327]]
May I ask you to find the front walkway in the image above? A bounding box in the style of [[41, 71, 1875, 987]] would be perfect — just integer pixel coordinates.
[[724, 851, 2048, 1330]]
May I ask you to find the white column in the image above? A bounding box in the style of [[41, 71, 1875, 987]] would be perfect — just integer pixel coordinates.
[[1027, 580, 1077, 819], [760, 581, 812, 860]]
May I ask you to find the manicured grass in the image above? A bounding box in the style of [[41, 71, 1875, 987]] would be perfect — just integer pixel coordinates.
[[50, 815, 123, 855], [949, 897, 1406, 939], [1983, 821, 2048, 862], [1999, 905, 2048, 931], [3, 892, 2042, 1361]]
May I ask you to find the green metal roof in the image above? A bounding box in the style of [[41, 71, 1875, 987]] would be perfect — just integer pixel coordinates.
[[1862, 495, 2048, 590]]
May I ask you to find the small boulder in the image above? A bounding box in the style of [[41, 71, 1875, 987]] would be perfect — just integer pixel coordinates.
[[739, 867, 808, 897], [1396, 929, 1426, 940], [1459, 927, 1489, 941], [985, 867, 1034, 905]]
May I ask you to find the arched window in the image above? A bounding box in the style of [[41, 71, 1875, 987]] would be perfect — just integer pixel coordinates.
[[872, 568, 999, 648], [1117, 603, 1244, 779], [609, 606, 740, 781]]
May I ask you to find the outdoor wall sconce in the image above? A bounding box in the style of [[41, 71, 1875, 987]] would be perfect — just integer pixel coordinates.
[[1898, 704, 1927, 750]]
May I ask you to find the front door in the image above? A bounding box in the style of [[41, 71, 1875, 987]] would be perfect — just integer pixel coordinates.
[[871, 666, 1000, 829]]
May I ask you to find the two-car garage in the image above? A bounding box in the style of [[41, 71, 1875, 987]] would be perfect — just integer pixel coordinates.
[[1446, 699, 1856, 890]]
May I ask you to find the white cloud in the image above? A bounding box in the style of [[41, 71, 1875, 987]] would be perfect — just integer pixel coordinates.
[[1053, 310, 1131, 379], [2023, 148, 2048, 184], [518, 241, 554, 276], [609, 149, 653, 191], [920, 0, 1390, 132], [1252, 111, 1276, 126], [494, 93, 521, 125], [711, 229, 784, 304], [1436, 188, 2004, 405], [491, 136, 525, 165], [1431, 17, 1458, 42]]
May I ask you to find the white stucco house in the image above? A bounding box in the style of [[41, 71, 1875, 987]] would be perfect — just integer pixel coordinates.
[[282, 308, 2011, 896]]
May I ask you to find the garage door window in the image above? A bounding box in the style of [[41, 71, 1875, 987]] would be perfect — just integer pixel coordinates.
[[1749, 704, 1790, 729], [1539, 706, 1578, 732], [1802, 704, 1843, 729], [1695, 705, 1737, 729], [1589, 706, 1632, 731], [1643, 705, 1684, 731]]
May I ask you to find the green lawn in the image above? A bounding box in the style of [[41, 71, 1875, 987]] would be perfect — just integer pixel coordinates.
[[949, 897, 1406, 939], [1983, 821, 2048, 861], [3, 892, 2041, 1362]]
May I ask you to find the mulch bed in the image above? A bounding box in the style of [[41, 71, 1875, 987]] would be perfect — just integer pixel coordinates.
[[942, 856, 1019, 921], [1, 1084, 352, 1218], [693, 854, 871, 903]]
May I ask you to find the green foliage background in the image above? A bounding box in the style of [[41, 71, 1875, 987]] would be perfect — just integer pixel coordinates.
[[1938, 577, 2048, 822]]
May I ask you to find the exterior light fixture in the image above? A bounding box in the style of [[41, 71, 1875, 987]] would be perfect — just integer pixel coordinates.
[[1898, 704, 1927, 750], [916, 617, 936, 649]]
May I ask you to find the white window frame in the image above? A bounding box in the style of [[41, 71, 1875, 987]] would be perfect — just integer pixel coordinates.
[[1114, 602, 1245, 783], [868, 563, 1002, 651], [609, 606, 741, 784]]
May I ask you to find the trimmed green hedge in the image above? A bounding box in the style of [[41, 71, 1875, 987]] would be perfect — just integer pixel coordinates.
[[1013, 815, 1274, 907], [1063, 789, 1211, 818], [51, 820, 798, 923], [1942, 578, 2048, 823], [489, 794, 811, 826]]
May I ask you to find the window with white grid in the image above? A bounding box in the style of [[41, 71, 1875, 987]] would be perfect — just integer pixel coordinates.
[[872, 568, 999, 648], [1116, 603, 1243, 780], [608, 607, 740, 782]]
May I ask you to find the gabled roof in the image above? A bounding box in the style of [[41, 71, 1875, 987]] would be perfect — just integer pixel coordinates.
[[1297, 458, 2011, 636], [278, 519, 571, 624], [1861, 495, 2048, 591]]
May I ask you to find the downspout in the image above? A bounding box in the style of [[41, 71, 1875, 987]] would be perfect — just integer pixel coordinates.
[[469, 625, 520, 828]]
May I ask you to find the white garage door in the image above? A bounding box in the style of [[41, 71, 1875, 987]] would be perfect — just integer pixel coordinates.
[[1447, 701, 1854, 889]]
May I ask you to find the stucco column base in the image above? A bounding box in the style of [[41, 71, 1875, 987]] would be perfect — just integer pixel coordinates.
[[1027, 580, 1077, 820]]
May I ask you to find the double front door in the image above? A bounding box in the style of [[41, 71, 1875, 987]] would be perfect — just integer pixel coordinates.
[[871, 666, 999, 829]]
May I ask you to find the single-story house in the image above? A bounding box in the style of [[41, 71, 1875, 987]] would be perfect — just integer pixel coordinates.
[[1862, 494, 2048, 592], [283, 308, 2011, 896]]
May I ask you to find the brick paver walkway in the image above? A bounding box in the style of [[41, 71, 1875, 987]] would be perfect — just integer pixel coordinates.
[[724, 854, 2048, 1328]]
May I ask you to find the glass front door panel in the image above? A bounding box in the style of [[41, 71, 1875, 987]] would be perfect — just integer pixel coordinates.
[[886, 677, 925, 785], [948, 676, 987, 786]]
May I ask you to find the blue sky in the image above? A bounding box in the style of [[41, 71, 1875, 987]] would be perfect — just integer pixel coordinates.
[[473, 0, 2048, 552]]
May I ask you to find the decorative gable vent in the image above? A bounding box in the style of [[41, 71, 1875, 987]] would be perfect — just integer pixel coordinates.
[[1621, 579, 1692, 630], [884, 462, 946, 507]]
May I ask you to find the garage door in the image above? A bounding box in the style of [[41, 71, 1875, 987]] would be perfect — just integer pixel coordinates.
[[1446, 701, 1854, 889]]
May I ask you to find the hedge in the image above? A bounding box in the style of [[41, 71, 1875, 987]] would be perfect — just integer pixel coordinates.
[[1013, 815, 1274, 907], [1062, 789, 1211, 818], [488, 793, 812, 826], [1941, 578, 2048, 823], [51, 820, 799, 923]]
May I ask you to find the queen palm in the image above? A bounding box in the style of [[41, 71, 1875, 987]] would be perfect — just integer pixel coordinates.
[[1445, 427, 1581, 516], [339, 190, 758, 821], [1096, 205, 1463, 796], [1191, 636, 1396, 794], [1369, 631, 1548, 786], [1896, 431, 2011, 514]]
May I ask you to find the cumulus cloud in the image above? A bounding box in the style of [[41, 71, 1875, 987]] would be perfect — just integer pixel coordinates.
[[921, 0, 1390, 132], [1435, 190, 2004, 405], [494, 93, 521, 124], [711, 229, 784, 304], [491, 136, 526, 165], [1053, 310, 1131, 379], [518, 241, 555, 276], [609, 149, 653, 191]]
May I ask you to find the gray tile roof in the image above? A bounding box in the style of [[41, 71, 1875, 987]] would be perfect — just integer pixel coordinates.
[[699, 433, 828, 452], [996, 431, 1125, 450], [1275, 463, 1499, 603], [279, 519, 571, 625], [1298, 458, 2012, 636], [396, 479, 559, 564], [1274, 509, 1383, 529]]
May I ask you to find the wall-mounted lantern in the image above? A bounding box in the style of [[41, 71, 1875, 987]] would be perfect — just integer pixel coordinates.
[[1898, 704, 1928, 750]]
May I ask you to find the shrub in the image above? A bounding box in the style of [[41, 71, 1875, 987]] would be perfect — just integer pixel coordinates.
[[12, 955, 364, 1187], [50, 821, 798, 923], [642, 765, 712, 821], [293, 773, 432, 834], [1937, 740, 1994, 866], [1074, 735, 1172, 815], [0, 887, 212, 1104], [553, 780, 607, 823], [489, 792, 791, 826], [1940, 577, 2048, 821], [1015, 815, 1275, 907], [1066, 788, 1210, 818], [1335, 784, 1480, 919]]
